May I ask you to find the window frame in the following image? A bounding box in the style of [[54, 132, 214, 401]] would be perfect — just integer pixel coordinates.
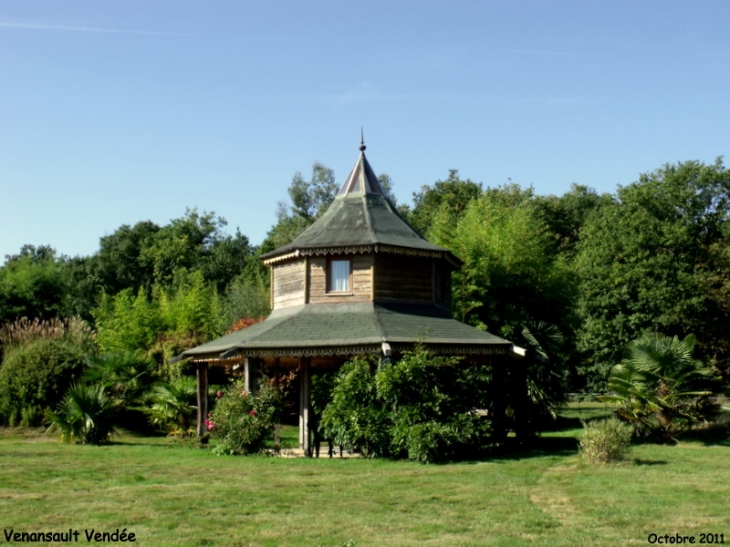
[[327, 257, 353, 294]]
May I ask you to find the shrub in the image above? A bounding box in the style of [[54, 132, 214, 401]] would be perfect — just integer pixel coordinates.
[[320, 348, 492, 463], [45, 383, 117, 444], [580, 417, 633, 464], [378, 349, 491, 463], [209, 379, 282, 455], [320, 357, 391, 458], [0, 338, 88, 426]]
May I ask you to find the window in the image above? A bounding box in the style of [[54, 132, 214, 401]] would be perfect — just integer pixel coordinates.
[[329, 259, 351, 292]]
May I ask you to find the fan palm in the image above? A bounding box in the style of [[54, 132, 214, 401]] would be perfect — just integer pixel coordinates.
[[146, 376, 198, 435], [83, 351, 155, 408], [46, 383, 117, 444], [600, 333, 714, 441]]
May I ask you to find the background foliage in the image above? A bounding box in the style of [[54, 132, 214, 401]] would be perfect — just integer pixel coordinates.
[[1, 156, 728, 441]]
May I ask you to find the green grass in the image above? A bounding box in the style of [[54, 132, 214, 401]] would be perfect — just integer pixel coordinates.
[[1, 417, 729, 547]]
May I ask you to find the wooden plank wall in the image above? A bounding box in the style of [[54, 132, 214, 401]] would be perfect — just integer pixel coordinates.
[[373, 254, 433, 303], [308, 255, 373, 304], [272, 259, 306, 309]]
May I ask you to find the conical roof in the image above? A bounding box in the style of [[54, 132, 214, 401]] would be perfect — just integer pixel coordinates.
[[261, 142, 459, 265]]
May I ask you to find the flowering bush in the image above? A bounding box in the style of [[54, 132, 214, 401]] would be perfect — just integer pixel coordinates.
[[208, 379, 281, 455]]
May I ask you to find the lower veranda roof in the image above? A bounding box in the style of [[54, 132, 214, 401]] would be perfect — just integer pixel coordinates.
[[177, 302, 513, 361]]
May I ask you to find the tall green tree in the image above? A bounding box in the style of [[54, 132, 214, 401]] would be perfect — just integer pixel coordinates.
[[93, 221, 160, 295], [408, 170, 482, 237], [0, 245, 71, 323], [533, 184, 615, 259], [429, 185, 576, 408], [574, 158, 730, 388]]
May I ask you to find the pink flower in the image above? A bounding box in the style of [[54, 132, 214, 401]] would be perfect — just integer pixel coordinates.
[[249, 410, 256, 416], [241, 390, 248, 397], [205, 419, 216, 431], [216, 390, 223, 398]]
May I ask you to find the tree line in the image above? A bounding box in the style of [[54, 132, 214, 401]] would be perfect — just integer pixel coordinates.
[[1, 158, 728, 432]]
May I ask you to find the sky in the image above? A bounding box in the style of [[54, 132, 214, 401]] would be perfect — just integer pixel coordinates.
[[1, 1, 729, 261]]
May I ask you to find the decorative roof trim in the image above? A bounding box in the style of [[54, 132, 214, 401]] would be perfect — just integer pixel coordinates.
[[222, 345, 381, 359], [190, 342, 510, 364], [262, 244, 461, 267]]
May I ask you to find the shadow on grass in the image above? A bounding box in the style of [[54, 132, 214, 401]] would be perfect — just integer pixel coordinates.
[[678, 423, 730, 447], [634, 459, 668, 466], [488, 435, 580, 462], [540, 413, 616, 433]]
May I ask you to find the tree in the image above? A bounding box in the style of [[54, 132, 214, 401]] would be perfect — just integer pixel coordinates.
[[93, 221, 160, 295], [533, 184, 615, 259], [427, 185, 576, 411], [0, 245, 71, 324], [574, 159, 730, 388], [143, 208, 239, 287], [600, 333, 716, 442], [287, 163, 338, 221], [408, 170, 482, 237], [260, 164, 339, 253], [432, 186, 575, 336]]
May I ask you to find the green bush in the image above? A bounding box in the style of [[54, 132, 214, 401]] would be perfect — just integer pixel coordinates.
[[579, 417, 633, 464], [0, 338, 88, 426], [320, 348, 492, 463], [45, 383, 117, 444], [209, 379, 282, 455], [378, 349, 491, 463], [320, 357, 391, 458]]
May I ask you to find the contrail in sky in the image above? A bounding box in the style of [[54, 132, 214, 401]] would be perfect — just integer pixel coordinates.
[[0, 21, 194, 36]]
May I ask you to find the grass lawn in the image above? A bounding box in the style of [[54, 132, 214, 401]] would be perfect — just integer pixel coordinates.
[[1, 410, 729, 547]]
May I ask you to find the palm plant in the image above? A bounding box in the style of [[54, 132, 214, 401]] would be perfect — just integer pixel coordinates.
[[46, 383, 117, 444], [83, 352, 155, 409], [599, 333, 715, 442], [498, 305, 568, 426], [146, 376, 198, 436]]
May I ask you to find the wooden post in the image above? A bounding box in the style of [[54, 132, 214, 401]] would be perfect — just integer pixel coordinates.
[[273, 358, 281, 450], [196, 363, 209, 439], [244, 357, 259, 395], [512, 358, 529, 443], [299, 357, 312, 457], [492, 357, 507, 444]]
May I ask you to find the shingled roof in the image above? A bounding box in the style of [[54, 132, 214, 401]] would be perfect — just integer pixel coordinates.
[[261, 141, 459, 265], [180, 302, 512, 361]]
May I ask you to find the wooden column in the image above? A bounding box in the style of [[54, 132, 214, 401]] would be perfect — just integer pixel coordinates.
[[196, 363, 209, 439], [243, 357, 258, 395], [491, 358, 508, 444], [274, 358, 281, 450], [512, 358, 529, 443], [299, 357, 312, 457]]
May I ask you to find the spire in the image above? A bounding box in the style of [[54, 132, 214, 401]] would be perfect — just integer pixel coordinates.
[[336, 136, 385, 197], [260, 139, 461, 265]]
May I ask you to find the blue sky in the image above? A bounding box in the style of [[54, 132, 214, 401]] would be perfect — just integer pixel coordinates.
[[2, 1, 729, 261]]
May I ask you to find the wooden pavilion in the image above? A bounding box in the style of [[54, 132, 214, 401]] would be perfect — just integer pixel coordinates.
[[177, 141, 529, 454]]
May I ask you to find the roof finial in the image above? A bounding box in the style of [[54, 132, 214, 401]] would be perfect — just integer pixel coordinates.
[[359, 127, 366, 152]]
